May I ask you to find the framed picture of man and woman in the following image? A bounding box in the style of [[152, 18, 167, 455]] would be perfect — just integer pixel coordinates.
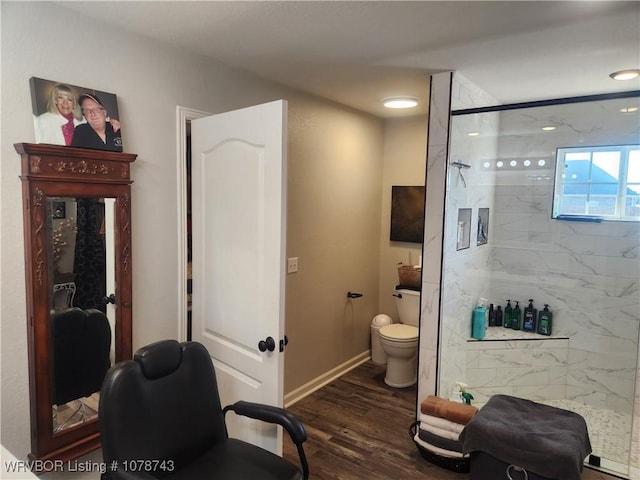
[[29, 77, 124, 152]]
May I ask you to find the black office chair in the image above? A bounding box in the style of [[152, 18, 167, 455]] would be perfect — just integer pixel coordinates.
[[99, 340, 309, 480]]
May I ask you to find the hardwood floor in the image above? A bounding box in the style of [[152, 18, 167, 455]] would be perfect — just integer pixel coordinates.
[[283, 361, 469, 480]]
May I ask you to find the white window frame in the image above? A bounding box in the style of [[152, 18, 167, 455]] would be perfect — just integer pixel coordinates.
[[553, 144, 640, 222]]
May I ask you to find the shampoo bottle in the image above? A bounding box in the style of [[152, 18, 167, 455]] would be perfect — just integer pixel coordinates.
[[504, 300, 513, 329], [537, 304, 553, 336], [471, 302, 487, 340], [495, 305, 503, 327], [488, 304, 496, 327], [511, 301, 522, 330], [522, 299, 537, 332]]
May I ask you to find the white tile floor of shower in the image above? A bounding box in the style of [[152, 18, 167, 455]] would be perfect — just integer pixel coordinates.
[[541, 399, 636, 478], [542, 400, 629, 466]]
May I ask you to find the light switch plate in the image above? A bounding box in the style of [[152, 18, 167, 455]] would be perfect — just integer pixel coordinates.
[[287, 257, 299, 273]]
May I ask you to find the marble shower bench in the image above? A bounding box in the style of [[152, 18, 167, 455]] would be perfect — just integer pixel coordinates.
[[465, 327, 570, 404]]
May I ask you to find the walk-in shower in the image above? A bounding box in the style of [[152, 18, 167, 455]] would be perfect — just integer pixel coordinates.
[[438, 91, 640, 477]]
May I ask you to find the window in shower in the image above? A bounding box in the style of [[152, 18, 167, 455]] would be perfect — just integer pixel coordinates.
[[553, 144, 640, 221]]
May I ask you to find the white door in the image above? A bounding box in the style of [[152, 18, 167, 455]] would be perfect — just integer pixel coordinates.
[[191, 100, 287, 454]]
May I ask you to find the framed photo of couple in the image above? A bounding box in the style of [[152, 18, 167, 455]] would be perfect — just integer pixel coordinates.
[[29, 77, 124, 152]]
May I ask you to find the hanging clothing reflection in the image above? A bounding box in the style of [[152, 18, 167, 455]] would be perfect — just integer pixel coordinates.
[[73, 199, 106, 313]]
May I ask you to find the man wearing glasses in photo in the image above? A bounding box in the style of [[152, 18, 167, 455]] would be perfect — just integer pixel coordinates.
[[71, 93, 123, 152]]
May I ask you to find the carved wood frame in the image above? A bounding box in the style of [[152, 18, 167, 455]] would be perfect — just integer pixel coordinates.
[[15, 143, 136, 464]]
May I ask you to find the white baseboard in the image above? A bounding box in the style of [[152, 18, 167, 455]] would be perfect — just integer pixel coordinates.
[[284, 350, 371, 408]]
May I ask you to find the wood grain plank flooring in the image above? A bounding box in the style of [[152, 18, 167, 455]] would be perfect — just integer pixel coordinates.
[[283, 361, 469, 480]]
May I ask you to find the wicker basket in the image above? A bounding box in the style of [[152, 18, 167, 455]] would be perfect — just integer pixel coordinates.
[[409, 421, 470, 473], [397, 264, 421, 288]]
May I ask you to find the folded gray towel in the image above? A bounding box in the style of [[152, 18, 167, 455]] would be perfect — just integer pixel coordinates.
[[459, 394, 592, 480]]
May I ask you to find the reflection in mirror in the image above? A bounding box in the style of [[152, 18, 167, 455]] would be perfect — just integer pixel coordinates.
[[48, 197, 115, 433]]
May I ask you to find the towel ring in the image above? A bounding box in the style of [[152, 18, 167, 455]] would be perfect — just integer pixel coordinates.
[[506, 465, 528, 480]]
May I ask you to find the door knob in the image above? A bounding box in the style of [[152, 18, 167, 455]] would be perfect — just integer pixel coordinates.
[[279, 335, 289, 352], [258, 336, 276, 352], [103, 293, 117, 305]]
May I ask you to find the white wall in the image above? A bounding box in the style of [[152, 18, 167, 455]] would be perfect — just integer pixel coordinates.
[[378, 115, 428, 319]]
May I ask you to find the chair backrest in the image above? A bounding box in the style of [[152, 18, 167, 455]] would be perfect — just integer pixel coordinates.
[[51, 307, 111, 405], [99, 340, 227, 471]]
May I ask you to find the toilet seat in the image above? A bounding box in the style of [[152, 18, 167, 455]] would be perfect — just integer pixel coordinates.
[[379, 324, 418, 342]]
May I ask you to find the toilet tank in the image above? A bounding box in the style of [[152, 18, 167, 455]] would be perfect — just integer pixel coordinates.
[[394, 288, 420, 327]]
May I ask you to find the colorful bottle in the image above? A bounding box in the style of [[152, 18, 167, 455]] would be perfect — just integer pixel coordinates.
[[472, 303, 487, 340], [522, 299, 537, 332], [537, 304, 553, 336], [488, 304, 496, 327], [504, 300, 513, 329], [495, 306, 503, 327], [511, 301, 522, 330]]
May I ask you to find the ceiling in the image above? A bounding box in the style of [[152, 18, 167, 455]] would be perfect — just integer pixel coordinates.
[[57, 1, 640, 118]]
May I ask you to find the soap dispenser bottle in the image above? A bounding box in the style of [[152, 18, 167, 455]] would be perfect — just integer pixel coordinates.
[[504, 300, 513, 329], [495, 305, 503, 327], [522, 299, 537, 332], [537, 304, 553, 336], [511, 301, 522, 330], [471, 301, 487, 340], [488, 303, 496, 327]]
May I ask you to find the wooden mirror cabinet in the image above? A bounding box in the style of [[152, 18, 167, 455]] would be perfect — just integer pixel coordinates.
[[15, 143, 137, 463]]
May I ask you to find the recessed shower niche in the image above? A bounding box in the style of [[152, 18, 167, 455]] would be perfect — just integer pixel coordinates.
[[456, 208, 471, 250]]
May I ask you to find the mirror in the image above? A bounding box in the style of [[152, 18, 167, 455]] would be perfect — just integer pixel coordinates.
[[15, 143, 136, 463], [48, 197, 116, 434]]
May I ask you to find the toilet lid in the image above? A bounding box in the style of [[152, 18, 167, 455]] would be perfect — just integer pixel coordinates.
[[379, 324, 418, 341]]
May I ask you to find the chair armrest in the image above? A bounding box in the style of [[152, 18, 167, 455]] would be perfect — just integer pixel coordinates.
[[223, 400, 309, 480], [223, 400, 307, 445]]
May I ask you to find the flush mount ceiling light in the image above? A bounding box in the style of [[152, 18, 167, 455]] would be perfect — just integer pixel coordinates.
[[609, 69, 640, 81], [383, 97, 418, 109]]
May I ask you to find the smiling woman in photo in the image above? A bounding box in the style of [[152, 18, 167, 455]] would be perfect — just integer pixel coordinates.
[[35, 83, 84, 145]]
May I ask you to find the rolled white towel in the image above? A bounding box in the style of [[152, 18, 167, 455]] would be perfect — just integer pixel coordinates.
[[419, 413, 465, 434], [419, 417, 461, 441]]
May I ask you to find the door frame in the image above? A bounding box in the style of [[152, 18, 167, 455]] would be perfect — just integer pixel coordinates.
[[176, 106, 212, 342]]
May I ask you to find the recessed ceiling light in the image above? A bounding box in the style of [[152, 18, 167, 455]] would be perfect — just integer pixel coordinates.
[[383, 97, 418, 109], [620, 107, 639, 113], [542, 126, 556, 131], [609, 69, 640, 81], [467, 132, 480, 136]]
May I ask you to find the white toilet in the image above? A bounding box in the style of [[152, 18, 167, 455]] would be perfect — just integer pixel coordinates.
[[378, 287, 420, 388]]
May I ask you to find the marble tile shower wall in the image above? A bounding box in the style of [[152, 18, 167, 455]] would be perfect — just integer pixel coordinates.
[[466, 337, 570, 404], [429, 72, 640, 476], [438, 84, 499, 401], [488, 173, 640, 415]]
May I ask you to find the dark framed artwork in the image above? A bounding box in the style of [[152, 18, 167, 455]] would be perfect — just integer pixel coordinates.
[[390, 186, 425, 243], [29, 77, 123, 152], [477, 208, 489, 246]]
